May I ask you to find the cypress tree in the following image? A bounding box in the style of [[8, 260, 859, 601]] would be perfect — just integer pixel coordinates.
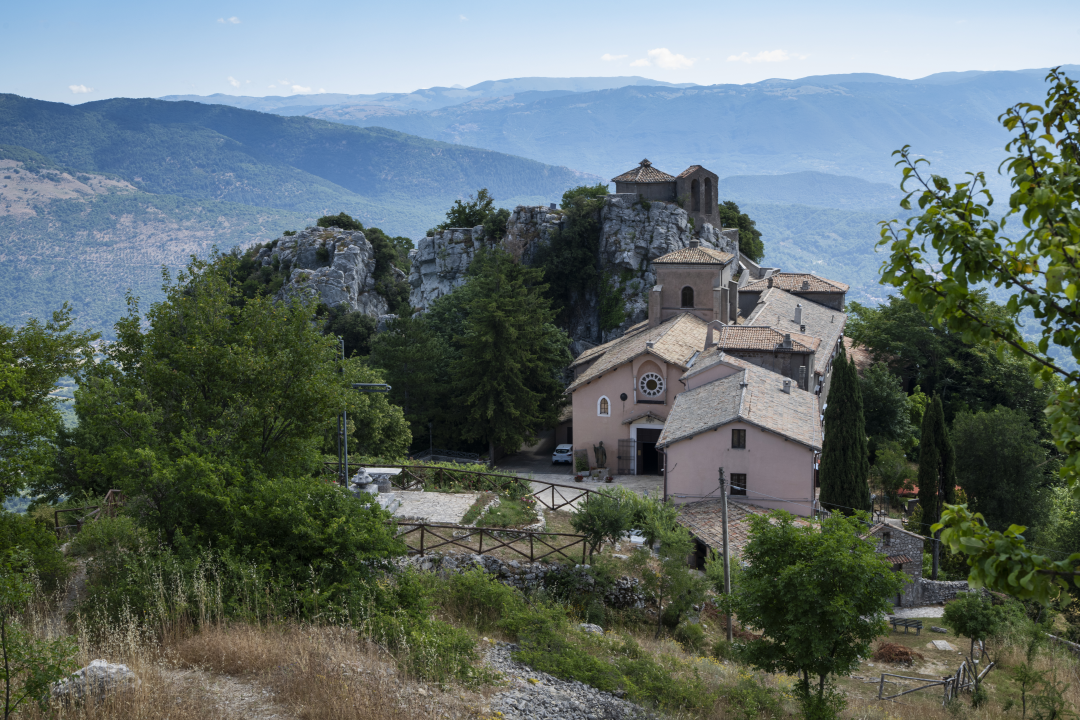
[[917, 395, 955, 579], [818, 347, 872, 515]]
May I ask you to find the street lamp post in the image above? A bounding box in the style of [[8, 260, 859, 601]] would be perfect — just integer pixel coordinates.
[[342, 381, 392, 488]]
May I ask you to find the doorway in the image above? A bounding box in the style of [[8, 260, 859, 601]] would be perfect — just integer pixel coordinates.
[[637, 428, 661, 474]]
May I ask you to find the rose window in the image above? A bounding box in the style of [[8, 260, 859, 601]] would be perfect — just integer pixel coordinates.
[[639, 373, 665, 397]]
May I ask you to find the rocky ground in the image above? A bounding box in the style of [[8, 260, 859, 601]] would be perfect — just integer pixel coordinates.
[[484, 640, 657, 720]]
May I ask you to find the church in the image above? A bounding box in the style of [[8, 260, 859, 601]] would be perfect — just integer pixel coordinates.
[[564, 160, 849, 516]]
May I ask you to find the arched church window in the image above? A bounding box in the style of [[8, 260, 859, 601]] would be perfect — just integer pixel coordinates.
[[681, 286, 694, 308], [598, 396, 610, 416], [691, 178, 701, 212], [704, 177, 712, 214]]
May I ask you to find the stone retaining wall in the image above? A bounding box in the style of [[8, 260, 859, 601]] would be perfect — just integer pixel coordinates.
[[398, 552, 645, 609], [918, 578, 972, 605]]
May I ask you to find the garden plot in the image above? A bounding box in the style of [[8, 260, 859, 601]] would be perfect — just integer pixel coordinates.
[[392, 491, 483, 524]]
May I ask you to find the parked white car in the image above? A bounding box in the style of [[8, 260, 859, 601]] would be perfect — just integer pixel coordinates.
[[551, 444, 574, 465]]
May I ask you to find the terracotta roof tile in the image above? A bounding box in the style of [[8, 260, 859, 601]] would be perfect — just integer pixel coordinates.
[[885, 554, 914, 565], [742, 273, 850, 293], [677, 165, 708, 178], [658, 360, 822, 449], [711, 326, 816, 353], [610, 159, 676, 184], [654, 246, 734, 265], [566, 313, 709, 393], [676, 500, 813, 557], [745, 288, 845, 363]]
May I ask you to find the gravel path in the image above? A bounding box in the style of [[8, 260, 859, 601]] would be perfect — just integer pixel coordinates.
[[392, 491, 482, 524], [484, 640, 657, 720], [890, 606, 946, 619]]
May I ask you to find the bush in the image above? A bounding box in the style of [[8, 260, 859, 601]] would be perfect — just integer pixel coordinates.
[[0, 511, 70, 590], [317, 212, 363, 231], [674, 621, 706, 652], [68, 515, 149, 558], [435, 567, 525, 633], [717, 676, 786, 720], [570, 489, 633, 554]]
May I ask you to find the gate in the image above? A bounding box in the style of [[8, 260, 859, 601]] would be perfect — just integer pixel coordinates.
[[617, 439, 636, 476]]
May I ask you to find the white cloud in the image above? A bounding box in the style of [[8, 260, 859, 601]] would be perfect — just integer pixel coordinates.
[[727, 49, 795, 63], [459, 14, 467, 20], [217, 16, 240, 24], [601, 53, 627, 61], [279, 79, 291, 86], [227, 76, 240, 88], [68, 84, 93, 94], [291, 85, 312, 94], [268, 84, 276, 89], [631, 48, 695, 70]]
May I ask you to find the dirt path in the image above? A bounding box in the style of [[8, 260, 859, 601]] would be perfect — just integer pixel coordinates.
[[161, 668, 295, 720]]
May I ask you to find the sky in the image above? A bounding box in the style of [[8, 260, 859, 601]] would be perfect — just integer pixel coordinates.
[[5, 0, 1080, 103]]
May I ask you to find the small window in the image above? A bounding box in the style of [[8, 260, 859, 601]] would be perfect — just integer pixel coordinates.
[[730, 473, 747, 496], [882, 532, 892, 547], [598, 396, 610, 416], [681, 286, 694, 308], [731, 428, 746, 449]]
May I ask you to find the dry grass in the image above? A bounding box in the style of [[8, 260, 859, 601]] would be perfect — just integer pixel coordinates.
[[871, 642, 925, 666]]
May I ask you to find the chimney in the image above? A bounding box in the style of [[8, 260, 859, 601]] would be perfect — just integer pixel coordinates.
[[782, 333, 792, 349], [801, 279, 810, 291], [800, 324, 806, 333], [648, 285, 662, 327], [549, 203, 556, 210], [706, 320, 722, 348], [689, 238, 700, 248], [646, 340, 656, 350], [782, 379, 792, 394], [794, 303, 803, 325], [767, 276, 773, 288]]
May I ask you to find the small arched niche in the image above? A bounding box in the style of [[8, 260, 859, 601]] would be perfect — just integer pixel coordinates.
[[703, 177, 713, 214], [691, 178, 701, 212]]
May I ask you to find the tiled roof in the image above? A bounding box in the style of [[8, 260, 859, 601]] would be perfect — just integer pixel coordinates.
[[745, 288, 845, 363], [610, 159, 676, 184], [676, 164, 716, 179], [653, 246, 734, 265], [567, 313, 709, 393], [742, 273, 850, 293], [622, 410, 666, 425], [711, 326, 816, 353], [885, 554, 914, 565], [677, 500, 812, 557], [657, 360, 823, 450]]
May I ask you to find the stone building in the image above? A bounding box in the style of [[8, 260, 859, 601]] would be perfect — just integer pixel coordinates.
[[611, 159, 721, 231], [866, 522, 925, 607]]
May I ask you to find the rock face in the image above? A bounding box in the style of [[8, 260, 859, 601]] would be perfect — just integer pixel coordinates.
[[407, 195, 739, 354], [273, 226, 389, 316]]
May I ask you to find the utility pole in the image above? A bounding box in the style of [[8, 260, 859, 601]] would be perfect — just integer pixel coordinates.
[[428, 421, 434, 460], [720, 466, 732, 643], [341, 338, 348, 485]]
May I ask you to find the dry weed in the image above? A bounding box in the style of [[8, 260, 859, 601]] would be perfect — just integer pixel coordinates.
[[872, 642, 925, 666]]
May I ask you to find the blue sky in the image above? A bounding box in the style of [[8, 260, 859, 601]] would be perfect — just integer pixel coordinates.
[[5, 0, 1080, 103]]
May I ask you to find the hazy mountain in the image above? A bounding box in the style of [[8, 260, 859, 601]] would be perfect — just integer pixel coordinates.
[[0, 95, 599, 331], [717, 171, 902, 210], [159, 76, 696, 115]]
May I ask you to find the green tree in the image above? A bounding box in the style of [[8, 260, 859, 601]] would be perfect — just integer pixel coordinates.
[[818, 349, 871, 514], [877, 68, 1080, 602], [629, 522, 707, 639], [942, 592, 1008, 706], [721, 511, 905, 718], [952, 407, 1049, 532], [0, 306, 97, 501], [717, 200, 764, 262], [369, 315, 455, 450], [68, 255, 410, 543], [570, 488, 633, 555], [0, 550, 77, 719], [451, 247, 571, 465], [321, 305, 376, 358], [860, 362, 913, 459], [870, 440, 914, 509], [438, 188, 497, 230], [317, 212, 364, 231], [918, 396, 956, 579]]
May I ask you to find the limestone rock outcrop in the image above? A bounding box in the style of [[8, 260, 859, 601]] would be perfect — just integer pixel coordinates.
[[407, 194, 739, 353], [273, 226, 389, 316]]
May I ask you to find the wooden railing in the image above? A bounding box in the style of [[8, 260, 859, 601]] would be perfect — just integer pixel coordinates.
[[395, 522, 589, 564], [54, 489, 125, 538], [877, 645, 993, 705], [348, 464, 603, 512]]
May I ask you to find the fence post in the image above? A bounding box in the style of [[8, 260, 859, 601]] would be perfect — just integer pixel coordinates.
[[582, 537, 586, 565], [878, 675, 886, 700], [530, 534, 534, 563], [478, 530, 483, 555], [420, 525, 425, 556]]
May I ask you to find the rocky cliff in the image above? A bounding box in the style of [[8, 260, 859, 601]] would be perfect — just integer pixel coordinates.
[[409, 194, 739, 353], [272, 226, 391, 316]]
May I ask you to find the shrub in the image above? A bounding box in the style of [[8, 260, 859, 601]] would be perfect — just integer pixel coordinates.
[[717, 676, 786, 720], [436, 568, 525, 633], [0, 511, 70, 590], [68, 515, 149, 558], [570, 489, 633, 554], [317, 212, 363, 231], [871, 641, 924, 665], [674, 621, 706, 652]]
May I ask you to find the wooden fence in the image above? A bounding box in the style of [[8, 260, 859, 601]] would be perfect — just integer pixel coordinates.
[[877, 645, 993, 705], [395, 522, 589, 564], [54, 489, 125, 538]]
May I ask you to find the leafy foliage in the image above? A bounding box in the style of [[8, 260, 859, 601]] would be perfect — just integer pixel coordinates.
[[717, 200, 764, 261], [570, 489, 633, 554], [0, 305, 97, 501], [860, 362, 913, 458], [721, 511, 905, 715], [817, 348, 871, 514], [876, 68, 1080, 602], [0, 512, 70, 591], [437, 188, 497, 231]]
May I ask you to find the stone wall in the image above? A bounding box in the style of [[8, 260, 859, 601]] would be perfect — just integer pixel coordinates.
[[918, 578, 973, 605], [273, 226, 389, 316], [397, 552, 645, 609], [868, 524, 925, 607]]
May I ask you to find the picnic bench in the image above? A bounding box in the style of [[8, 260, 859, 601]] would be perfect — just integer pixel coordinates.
[[888, 617, 923, 635]]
